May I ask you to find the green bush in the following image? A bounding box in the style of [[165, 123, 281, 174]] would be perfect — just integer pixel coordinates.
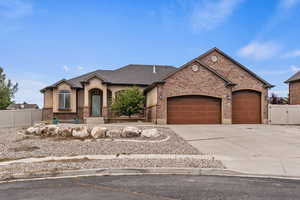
[[112, 87, 145, 117]]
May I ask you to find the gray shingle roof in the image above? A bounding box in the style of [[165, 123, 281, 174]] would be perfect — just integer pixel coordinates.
[[285, 71, 300, 83], [41, 64, 176, 91]]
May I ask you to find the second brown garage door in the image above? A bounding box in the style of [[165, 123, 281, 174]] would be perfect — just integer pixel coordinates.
[[232, 90, 261, 124], [167, 95, 221, 124]]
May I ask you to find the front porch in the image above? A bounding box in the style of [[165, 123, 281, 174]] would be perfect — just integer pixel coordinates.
[[82, 77, 146, 124]]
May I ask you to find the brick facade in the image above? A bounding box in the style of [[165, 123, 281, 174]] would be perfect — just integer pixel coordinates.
[[199, 50, 268, 123], [289, 81, 300, 104], [156, 61, 233, 124], [155, 50, 269, 124]]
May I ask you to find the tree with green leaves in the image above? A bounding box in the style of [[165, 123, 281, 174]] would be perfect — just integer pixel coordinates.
[[0, 67, 18, 109], [112, 87, 145, 117]]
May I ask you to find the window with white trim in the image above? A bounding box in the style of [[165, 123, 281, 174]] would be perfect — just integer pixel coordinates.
[[58, 90, 71, 110]]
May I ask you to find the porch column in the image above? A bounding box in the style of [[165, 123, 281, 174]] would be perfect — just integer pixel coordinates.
[[83, 84, 89, 118], [102, 85, 108, 118]]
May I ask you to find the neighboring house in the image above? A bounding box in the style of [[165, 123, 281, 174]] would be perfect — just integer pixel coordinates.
[[285, 71, 300, 104], [41, 48, 273, 124], [7, 102, 39, 110]]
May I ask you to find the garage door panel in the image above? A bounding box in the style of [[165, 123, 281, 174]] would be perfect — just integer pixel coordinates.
[[232, 90, 261, 124], [167, 95, 221, 124]]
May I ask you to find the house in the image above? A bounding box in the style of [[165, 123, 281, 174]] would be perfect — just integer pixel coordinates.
[[285, 71, 300, 104], [41, 48, 273, 124], [7, 102, 39, 110]]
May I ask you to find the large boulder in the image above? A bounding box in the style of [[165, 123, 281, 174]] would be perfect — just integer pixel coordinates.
[[47, 125, 59, 136], [72, 126, 89, 138], [107, 128, 122, 138], [58, 127, 73, 137], [25, 127, 37, 135], [141, 129, 160, 138], [91, 126, 107, 139], [121, 126, 141, 138], [39, 126, 49, 136]]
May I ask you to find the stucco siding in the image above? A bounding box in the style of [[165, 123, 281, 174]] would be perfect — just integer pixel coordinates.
[[53, 83, 77, 113], [43, 89, 53, 109], [146, 87, 158, 107], [77, 89, 84, 108]]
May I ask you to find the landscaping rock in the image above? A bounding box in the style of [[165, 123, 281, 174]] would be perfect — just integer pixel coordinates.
[[47, 125, 59, 136], [107, 128, 122, 138], [72, 126, 89, 138], [91, 126, 107, 139], [33, 122, 46, 128], [141, 129, 160, 138], [58, 127, 73, 137], [39, 126, 49, 136], [25, 127, 36, 135], [121, 126, 141, 138]]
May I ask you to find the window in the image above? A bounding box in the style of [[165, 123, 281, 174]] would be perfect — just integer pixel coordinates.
[[59, 90, 71, 110]]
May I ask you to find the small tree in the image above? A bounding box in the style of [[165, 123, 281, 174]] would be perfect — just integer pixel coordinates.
[[112, 87, 145, 117], [0, 67, 18, 109]]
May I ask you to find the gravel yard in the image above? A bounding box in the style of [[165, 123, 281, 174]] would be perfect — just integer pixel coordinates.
[[0, 126, 200, 160]]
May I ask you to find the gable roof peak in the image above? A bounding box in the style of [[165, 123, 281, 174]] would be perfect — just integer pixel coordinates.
[[285, 70, 300, 83], [198, 47, 274, 88]]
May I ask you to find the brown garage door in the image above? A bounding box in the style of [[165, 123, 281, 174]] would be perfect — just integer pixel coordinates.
[[232, 90, 261, 124], [167, 95, 221, 124]]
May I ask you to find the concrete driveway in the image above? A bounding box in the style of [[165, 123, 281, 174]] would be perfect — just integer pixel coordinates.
[[169, 125, 300, 177]]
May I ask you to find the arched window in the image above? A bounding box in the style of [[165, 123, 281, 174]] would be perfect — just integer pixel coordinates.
[[58, 90, 71, 110]]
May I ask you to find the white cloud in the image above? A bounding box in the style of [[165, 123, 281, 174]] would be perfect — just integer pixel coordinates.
[[290, 65, 300, 72], [0, 0, 33, 18], [63, 65, 85, 73], [63, 65, 70, 72], [190, 0, 243, 30], [237, 41, 281, 60], [77, 66, 84, 70], [283, 50, 300, 58], [279, 0, 300, 9]]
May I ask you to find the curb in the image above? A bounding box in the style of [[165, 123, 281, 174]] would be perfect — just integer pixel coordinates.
[[1, 167, 300, 184]]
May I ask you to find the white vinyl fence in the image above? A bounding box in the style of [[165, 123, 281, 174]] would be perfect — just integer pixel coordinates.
[[268, 104, 300, 125], [0, 109, 42, 128]]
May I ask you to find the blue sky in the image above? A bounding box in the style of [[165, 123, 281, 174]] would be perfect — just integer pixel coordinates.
[[1, 0, 300, 106]]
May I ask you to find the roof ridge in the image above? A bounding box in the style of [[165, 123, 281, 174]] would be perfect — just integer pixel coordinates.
[[67, 69, 101, 82], [116, 64, 176, 71]]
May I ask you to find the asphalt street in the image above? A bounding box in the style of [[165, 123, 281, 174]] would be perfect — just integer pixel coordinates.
[[1, 175, 300, 200]]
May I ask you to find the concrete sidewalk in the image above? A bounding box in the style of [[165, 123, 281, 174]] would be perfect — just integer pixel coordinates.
[[169, 124, 300, 177]]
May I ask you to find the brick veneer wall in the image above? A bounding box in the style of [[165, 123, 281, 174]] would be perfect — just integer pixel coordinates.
[[289, 81, 300, 104], [156, 61, 233, 124], [199, 50, 269, 123]]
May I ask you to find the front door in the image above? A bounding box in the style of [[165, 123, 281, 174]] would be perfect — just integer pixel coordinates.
[[91, 91, 102, 117]]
